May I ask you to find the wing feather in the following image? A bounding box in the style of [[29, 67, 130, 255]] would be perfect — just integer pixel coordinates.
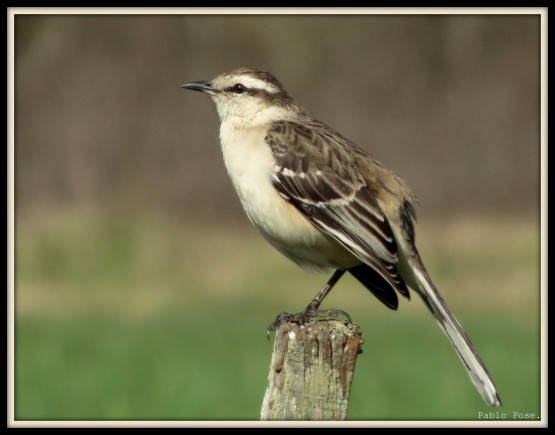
[[266, 120, 409, 299]]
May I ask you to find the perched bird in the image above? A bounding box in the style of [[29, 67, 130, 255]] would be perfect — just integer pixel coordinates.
[[182, 68, 501, 407]]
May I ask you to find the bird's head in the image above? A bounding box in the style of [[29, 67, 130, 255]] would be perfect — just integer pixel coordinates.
[[182, 68, 297, 127]]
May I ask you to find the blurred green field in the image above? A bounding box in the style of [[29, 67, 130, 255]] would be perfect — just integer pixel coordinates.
[[14, 211, 541, 421]]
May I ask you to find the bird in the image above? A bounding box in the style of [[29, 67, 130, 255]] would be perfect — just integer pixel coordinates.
[[181, 67, 501, 407]]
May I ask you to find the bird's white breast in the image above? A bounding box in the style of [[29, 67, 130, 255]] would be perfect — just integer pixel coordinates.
[[219, 123, 309, 239]]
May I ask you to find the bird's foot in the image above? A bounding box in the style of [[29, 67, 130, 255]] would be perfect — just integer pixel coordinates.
[[266, 308, 352, 337]]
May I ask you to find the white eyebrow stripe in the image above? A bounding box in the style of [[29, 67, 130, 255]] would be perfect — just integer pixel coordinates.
[[235, 76, 280, 94]]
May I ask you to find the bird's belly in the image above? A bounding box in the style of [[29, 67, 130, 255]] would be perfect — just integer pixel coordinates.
[[220, 127, 359, 271], [244, 189, 359, 271]]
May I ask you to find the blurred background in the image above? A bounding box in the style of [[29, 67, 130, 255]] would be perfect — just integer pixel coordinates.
[[14, 13, 541, 421]]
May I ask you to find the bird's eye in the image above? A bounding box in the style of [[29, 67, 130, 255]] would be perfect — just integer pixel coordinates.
[[232, 83, 246, 94]]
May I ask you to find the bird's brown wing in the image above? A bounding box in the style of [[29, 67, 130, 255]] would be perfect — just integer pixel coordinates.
[[265, 120, 410, 306]]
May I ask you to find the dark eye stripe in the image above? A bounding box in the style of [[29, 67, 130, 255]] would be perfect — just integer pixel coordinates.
[[225, 86, 273, 97], [225, 83, 247, 94]]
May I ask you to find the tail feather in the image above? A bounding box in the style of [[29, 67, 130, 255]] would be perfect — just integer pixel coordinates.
[[411, 265, 502, 407]]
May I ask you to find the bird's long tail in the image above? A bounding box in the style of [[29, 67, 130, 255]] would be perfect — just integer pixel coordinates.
[[408, 256, 501, 407]]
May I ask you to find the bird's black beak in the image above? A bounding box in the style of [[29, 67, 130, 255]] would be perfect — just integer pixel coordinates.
[[181, 81, 218, 95]]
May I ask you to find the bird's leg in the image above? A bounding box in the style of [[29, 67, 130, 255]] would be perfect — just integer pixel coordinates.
[[267, 269, 351, 334], [304, 269, 346, 312]]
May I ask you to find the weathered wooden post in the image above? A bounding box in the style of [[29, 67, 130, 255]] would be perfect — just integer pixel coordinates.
[[261, 320, 363, 421]]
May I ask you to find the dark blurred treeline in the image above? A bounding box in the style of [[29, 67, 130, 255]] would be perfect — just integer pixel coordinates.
[[14, 14, 540, 223]]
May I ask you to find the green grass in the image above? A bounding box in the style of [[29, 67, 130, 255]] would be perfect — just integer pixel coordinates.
[[15, 313, 271, 420], [13, 211, 542, 421], [15, 309, 540, 421]]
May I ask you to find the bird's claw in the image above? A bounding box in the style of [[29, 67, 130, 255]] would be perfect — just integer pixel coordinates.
[[266, 308, 352, 338]]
